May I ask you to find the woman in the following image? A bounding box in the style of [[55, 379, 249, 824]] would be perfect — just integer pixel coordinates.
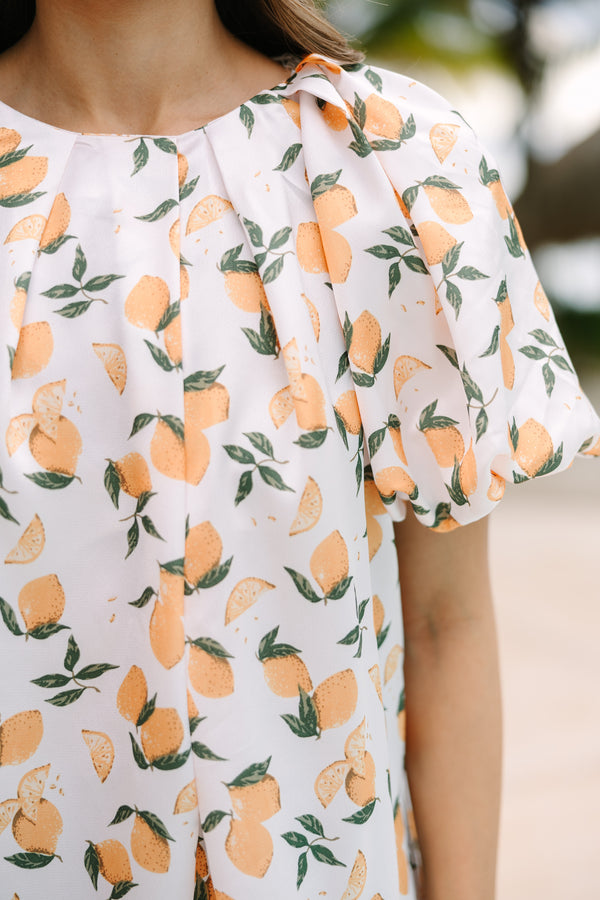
[[0, 2, 598, 899]]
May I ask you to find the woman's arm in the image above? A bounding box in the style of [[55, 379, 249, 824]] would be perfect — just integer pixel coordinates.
[[394, 508, 502, 900]]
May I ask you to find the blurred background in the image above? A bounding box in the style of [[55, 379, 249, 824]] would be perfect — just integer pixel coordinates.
[[322, 1, 600, 897]]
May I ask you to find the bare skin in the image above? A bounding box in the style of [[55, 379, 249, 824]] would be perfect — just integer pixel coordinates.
[[394, 509, 502, 900], [0, 0, 293, 135]]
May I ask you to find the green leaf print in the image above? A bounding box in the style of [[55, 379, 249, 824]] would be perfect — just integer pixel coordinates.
[[327, 576, 353, 601], [132, 138, 149, 176], [226, 756, 272, 788], [184, 366, 225, 391], [45, 687, 86, 706], [72, 244, 87, 281], [153, 137, 178, 155], [0, 598, 24, 636], [282, 831, 309, 848], [455, 265, 488, 281], [109, 881, 138, 899], [143, 340, 175, 372], [223, 444, 256, 465], [244, 218, 264, 248], [104, 460, 121, 508], [129, 733, 150, 770], [364, 67, 383, 92], [351, 372, 375, 388], [76, 663, 119, 680], [109, 805, 135, 825], [84, 841, 100, 888], [297, 850, 308, 888], [201, 810, 228, 833], [179, 176, 199, 202], [193, 556, 233, 589], [478, 155, 500, 186], [189, 636, 234, 658], [239, 104, 255, 138], [191, 741, 227, 761], [368, 427, 386, 459], [274, 143, 302, 172], [40, 233, 75, 255], [530, 328, 558, 348], [23, 470, 76, 490], [235, 470, 253, 505], [65, 634, 81, 670], [310, 170, 342, 200], [336, 351, 350, 381], [137, 694, 157, 727], [28, 623, 70, 640], [263, 255, 284, 284], [281, 688, 319, 739], [244, 431, 274, 458], [258, 627, 301, 660], [31, 673, 71, 688], [294, 428, 329, 450], [348, 119, 373, 158], [284, 568, 321, 603], [479, 326, 500, 358], [334, 408, 350, 450], [475, 407, 488, 442], [536, 442, 564, 477], [125, 518, 140, 558], [444, 281, 463, 317], [295, 814, 325, 837], [0, 145, 31, 168], [505, 215, 524, 258], [0, 190, 46, 208], [258, 465, 294, 492], [310, 844, 345, 866], [551, 355, 573, 373], [135, 198, 178, 222], [5, 851, 58, 868], [137, 810, 175, 841], [519, 345, 546, 361], [128, 586, 155, 609], [129, 412, 156, 437]]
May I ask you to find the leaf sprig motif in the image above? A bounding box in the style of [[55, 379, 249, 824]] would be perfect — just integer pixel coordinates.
[[0, 464, 19, 524], [41, 243, 124, 318], [103, 461, 165, 559], [518, 328, 573, 398], [223, 432, 294, 506], [281, 813, 346, 889], [337, 588, 370, 658], [243, 217, 293, 284], [434, 242, 489, 319], [284, 563, 352, 607], [365, 224, 429, 298], [31, 634, 118, 706], [0, 594, 70, 641], [347, 91, 416, 158]]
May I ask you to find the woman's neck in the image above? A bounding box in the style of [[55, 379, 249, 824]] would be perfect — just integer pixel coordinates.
[[0, 0, 290, 134]]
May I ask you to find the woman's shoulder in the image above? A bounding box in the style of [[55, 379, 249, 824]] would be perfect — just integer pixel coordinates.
[[294, 52, 472, 138]]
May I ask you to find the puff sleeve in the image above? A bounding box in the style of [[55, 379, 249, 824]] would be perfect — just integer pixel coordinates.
[[297, 53, 600, 529]]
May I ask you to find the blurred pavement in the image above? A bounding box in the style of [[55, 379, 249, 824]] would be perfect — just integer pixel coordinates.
[[491, 372, 600, 900]]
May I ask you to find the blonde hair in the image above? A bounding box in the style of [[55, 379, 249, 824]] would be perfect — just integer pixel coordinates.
[[0, 1, 365, 64]]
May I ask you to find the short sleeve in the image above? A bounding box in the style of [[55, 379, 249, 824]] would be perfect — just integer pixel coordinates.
[[296, 53, 600, 530]]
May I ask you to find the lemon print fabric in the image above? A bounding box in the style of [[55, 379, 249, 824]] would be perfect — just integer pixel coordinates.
[[0, 51, 599, 899]]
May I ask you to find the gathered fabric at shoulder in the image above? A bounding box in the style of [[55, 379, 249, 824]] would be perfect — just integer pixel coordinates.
[[294, 53, 600, 529]]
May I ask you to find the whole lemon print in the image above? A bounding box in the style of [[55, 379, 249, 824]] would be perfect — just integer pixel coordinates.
[[94, 838, 133, 884], [29, 416, 82, 475], [12, 797, 62, 854], [225, 818, 273, 878], [18, 573, 65, 632], [131, 813, 170, 873], [0, 709, 43, 766]]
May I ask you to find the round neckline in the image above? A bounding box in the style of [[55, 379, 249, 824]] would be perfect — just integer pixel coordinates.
[[0, 62, 302, 142]]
